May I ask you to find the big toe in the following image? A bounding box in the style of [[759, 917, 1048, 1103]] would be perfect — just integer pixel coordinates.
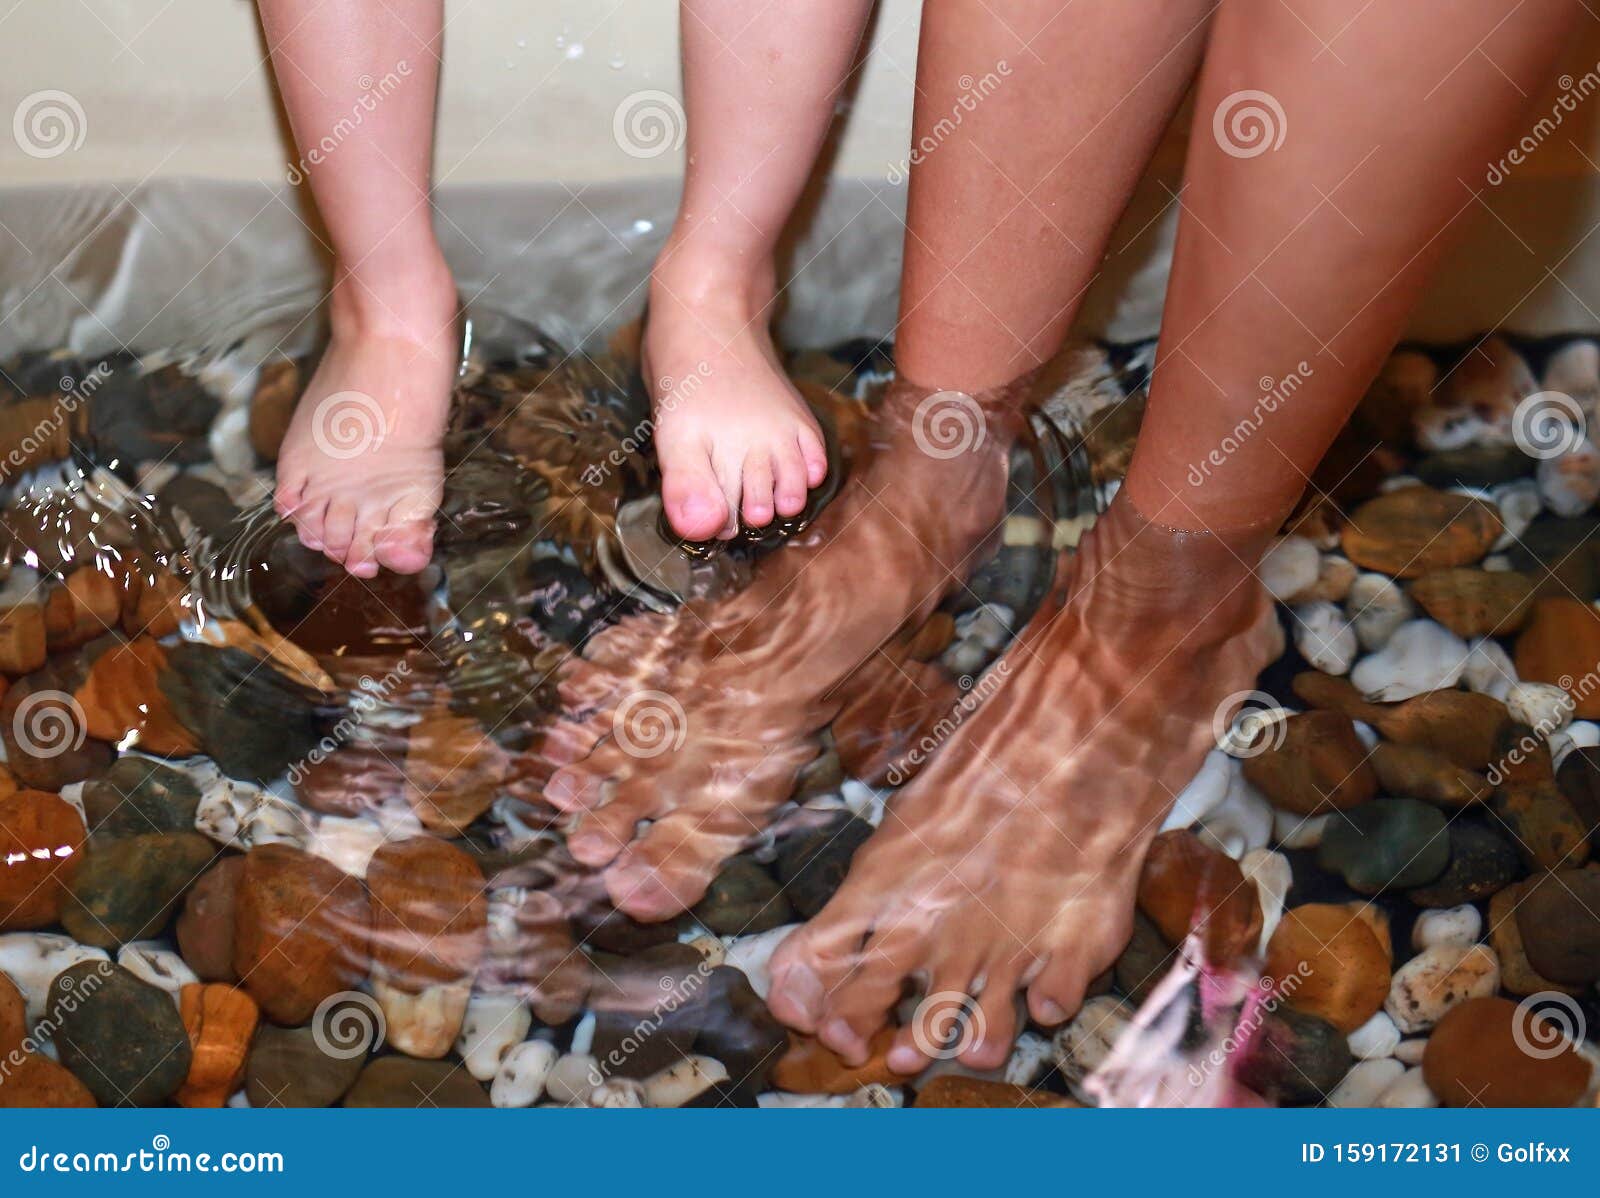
[[373, 516, 435, 574], [661, 450, 728, 541]]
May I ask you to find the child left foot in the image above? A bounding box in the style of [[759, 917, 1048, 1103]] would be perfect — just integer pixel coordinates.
[[766, 494, 1279, 1071]]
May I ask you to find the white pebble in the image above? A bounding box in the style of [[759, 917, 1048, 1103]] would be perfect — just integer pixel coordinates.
[[1345, 573, 1415, 652], [1241, 848, 1291, 953], [1490, 479, 1541, 550], [589, 1078, 646, 1107], [1375, 1065, 1439, 1108], [208, 406, 254, 477], [1543, 339, 1600, 407], [1537, 439, 1600, 518], [1385, 944, 1500, 1033], [1553, 719, 1600, 769], [1350, 619, 1469, 702], [1393, 1038, 1428, 1065], [544, 1052, 602, 1105], [1412, 904, 1482, 950], [723, 923, 800, 1001], [1292, 601, 1357, 676], [0, 934, 111, 1024], [642, 1054, 728, 1108], [1259, 536, 1321, 602], [1462, 636, 1517, 701], [116, 942, 198, 1007], [1163, 750, 1233, 831], [491, 1040, 558, 1108], [1052, 996, 1132, 1094], [456, 992, 532, 1081], [1004, 1031, 1053, 1087], [1505, 681, 1574, 734], [1347, 1011, 1401, 1060], [1273, 809, 1329, 849], [1481, 553, 1515, 571], [1195, 770, 1274, 859], [1328, 1058, 1406, 1108]]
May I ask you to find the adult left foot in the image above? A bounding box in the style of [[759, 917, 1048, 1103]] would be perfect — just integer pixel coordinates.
[[766, 492, 1279, 1071]]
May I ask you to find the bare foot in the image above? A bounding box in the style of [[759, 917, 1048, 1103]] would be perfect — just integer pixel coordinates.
[[543, 380, 1027, 920], [644, 253, 828, 540], [765, 492, 1278, 1071], [274, 264, 457, 578]]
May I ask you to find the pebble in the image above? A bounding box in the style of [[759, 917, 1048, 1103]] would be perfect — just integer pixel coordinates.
[[772, 812, 873, 918], [1346, 1011, 1401, 1060], [1536, 438, 1600, 517], [401, 709, 509, 835], [912, 1076, 1072, 1108], [1406, 817, 1521, 908], [0, 600, 46, 677], [1327, 1058, 1406, 1108], [61, 831, 215, 948], [245, 1024, 366, 1108], [1240, 711, 1377, 815], [481, 887, 590, 1026], [81, 757, 200, 840], [692, 857, 793, 935], [1374, 1065, 1438, 1108], [1134, 830, 1262, 965], [491, 1039, 559, 1108], [176, 856, 243, 983], [342, 1057, 489, 1108], [1272, 809, 1329, 849], [0, 790, 87, 930], [1487, 879, 1582, 998], [1241, 848, 1291, 952], [1490, 478, 1542, 549], [1488, 726, 1590, 871], [1346, 573, 1415, 651], [1237, 1008, 1352, 1107], [641, 1054, 729, 1108], [233, 844, 372, 1025], [76, 638, 198, 757], [1505, 681, 1575, 732], [1423, 996, 1591, 1107], [772, 1027, 899, 1094], [1369, 742, 1489, 807], [1409, 568, 1535, 637], [159, 643, 321, 784], [544, 1052, 602, 1105], [1292, 601, 1357, 675], [1051, 996, 1133, 1089], [456, 992, 531, 1082], [1340, 486, 1502, 579], [1385, 944, 1500, 1034], [1349, 619, 1470, 702], [118, 941, 199, 1005], [1411, 905, 1483, 949], [1259, 536, 1321, 601], [722, 923, 800, 1001], [176, 982, 259, 1107], [1317, 799, 1449, 894], [1462, 635, 1516, 700], [1555, 742, 1600, 829], [0, 1051, 97, 1107], [1164, 749, 1233, 829], [247, 359, 300, 461], [1514, 868, 1600, 985], [1194, 772, 1274, 858], [1514, 598, 1600, 718], [1265, 904, 1390, 1033], [1543, 338, 1600, 406], [0, 933, 109, 1023], [52, 960, 192, 1107]]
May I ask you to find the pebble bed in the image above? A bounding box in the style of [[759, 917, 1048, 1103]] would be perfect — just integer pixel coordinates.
[[0, 330, 1596, 1109]]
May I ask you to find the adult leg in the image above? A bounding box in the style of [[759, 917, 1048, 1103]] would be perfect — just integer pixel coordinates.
[[260, 0, 456, 577], [770, 0, 1578, 1071]]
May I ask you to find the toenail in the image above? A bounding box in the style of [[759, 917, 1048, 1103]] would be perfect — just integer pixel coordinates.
[[887, 1045, 925, 1074], [1036, 999, 1066, 1024]]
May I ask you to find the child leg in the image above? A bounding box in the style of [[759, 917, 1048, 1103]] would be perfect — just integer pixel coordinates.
[[259, 0, 456, 577], [646, 0, 873, 539]]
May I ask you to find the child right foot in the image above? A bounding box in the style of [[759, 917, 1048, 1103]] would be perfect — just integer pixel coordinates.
[[644, 258, 829, 541], [274, 270, 458, 578]]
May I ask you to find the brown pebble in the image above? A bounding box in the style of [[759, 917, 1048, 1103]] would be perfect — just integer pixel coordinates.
[[1341, 486, 1501, 579], [1264, 904, 1390, 1033], [771, 1027, 899, 1094], [1423, 996, 1590, 1107], [1515, 598, 1600, 719], [1241, 711, 1377, 815], [1410, 567, 1535, 637], [1136, 830, 1262, 967]]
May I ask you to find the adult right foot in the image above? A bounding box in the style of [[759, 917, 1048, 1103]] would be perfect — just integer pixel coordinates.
[[543, 379, 1028, 920]]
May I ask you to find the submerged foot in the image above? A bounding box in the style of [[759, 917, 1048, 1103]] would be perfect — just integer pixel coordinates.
[[274, 267, 457, 577], [544, 379, 1027, 920], [644, 255, 828, 540], [765, 493, 1278, 1071]]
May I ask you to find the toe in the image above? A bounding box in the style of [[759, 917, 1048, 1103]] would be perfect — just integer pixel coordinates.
[[275, 471, 307, 518], [711, 456, 741, 540], [797, 423, 828, 488], [661, 444, 729, 541], [545, 758, 609, 812], [814, 927, 922, 1065], [290, 497, 329, 552], [1025, 950, 1089, 1027], [740, 452, 775, 528], [568, 788, 656, 867], [958, 972, 1023, 1070], [343, 518, 381, 579], [772, 443, 809, 518], [320, 499, 358, 559], [374, 516, 435, 574], [605, 804, 752, 921]]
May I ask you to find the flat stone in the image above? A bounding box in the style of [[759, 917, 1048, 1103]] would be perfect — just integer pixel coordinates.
[[1341, 486, 1501, 579], [1423, 996, 1591, 1107], [0, 790, 86, 930], [1265, 904, 1390, 1033], [342, 1057, 490, 1108], [1515, 868, 1600, 986], [1317, 799, 1450, 894], [1406, 818, 1522, 907], [52, 961, 192, 1107], [1135, 830, 1262, 966], [61, 831, 215, 948], [176, 856, 244, 983], [245, 1023, 366, 1108], [1241, 711, 1377, 815], [1409, 567, 1535, 637], [1515, 598, 1600, 719]]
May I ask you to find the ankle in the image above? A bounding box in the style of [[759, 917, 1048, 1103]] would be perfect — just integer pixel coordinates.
[[650, 236, 776, 322], [329, 253, 457, 346]]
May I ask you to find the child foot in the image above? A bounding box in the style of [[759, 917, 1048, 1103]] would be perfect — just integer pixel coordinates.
[[274, 273, 458, 578], [644, 259, 829, 540], [766, 494, 1279, 1070]]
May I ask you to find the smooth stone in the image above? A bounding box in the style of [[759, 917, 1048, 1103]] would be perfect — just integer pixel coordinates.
[[1052, 996, 1133, 1087], [1385, 944, 1500, 1034], [1265, 904, 1390, 1033], [1374, 1065, 1439, 1108], [1242, 849, 1292, 953], [0, 602, 45, 677], [1514, 868, 1600, 985], [80, 757, 200, 839], [1347, 1010, 1401, 1060], [1259, 536, 1321, 601], [118, 941, 199, 1005], [52, 961, 192, 1107], [1340, 486, 1501, 579], [75, 638, 198, 757], [401, 708, 509, 835], [366, 837, 487, 991], [233, 844, 372, 1025], [176, 982, 259, 1108], [0, 668, 114, 791], [1411, 904, 1483, 949], [1349, 620, 1469, 702], [1405, 818, 1522, 908], [1488, 879, 1584, 997], [772, 1027, 899, 1094], [1317, 799, 1449, 894], [176, 856, 243, 983], [1506, 681, 1574, 732], [1537, 438, 1600, 516], [1556, 743, 1600, 832], [912, 1076, 1072, 1108], [1346, 573, 1414, 651], [1273, 809, 1329, 849], [772, 813, 873, 919], [641, 1053, 729, 1108], [1506, 517, 1600, 600], [1135, 830, 1262, 966], [0, 970, 23, 1054], [1462, 636, 1517, 701], [456, 992, 532, 1082], [1413, 444, 1534, 489], [160, 643, 322, 784], [691, 857, 793, 936], [1237, 1008, 1352, 1107], [1327, 1058, 1406, 1108], [61, 831, 214, 948], [342, 1057, 490, 1108], [1423, 996, 1591, 1107], [1292, 601, 1357, 675], [0, 933, 109, 1023], [1241, 711, 1376, 815], [1409, 567, 1535, 637], [1369, 742, 1489, 807], [0, 790, 87, 930], [491, 1039, 559, 1108], [481, 887, 590, 1026], [1112, 911, 1177, 1009], [0, 1052, 97, 1107], [685, 966, 788, 1087], [245, 1023, 366, 1108], [1296, 682, 1509, 771], [722, 923, 800, 1001], [1488, 725, 1590, 871], [1195, 772, 1274, 858], [1515, 598, 1600, 717]]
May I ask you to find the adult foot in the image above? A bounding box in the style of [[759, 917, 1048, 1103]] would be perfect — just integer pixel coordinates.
[[543, 380, 1027, 920], [765, 492, 1279, 1071], [643, 252, 828, 540], [274, 262, 458, 578]]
